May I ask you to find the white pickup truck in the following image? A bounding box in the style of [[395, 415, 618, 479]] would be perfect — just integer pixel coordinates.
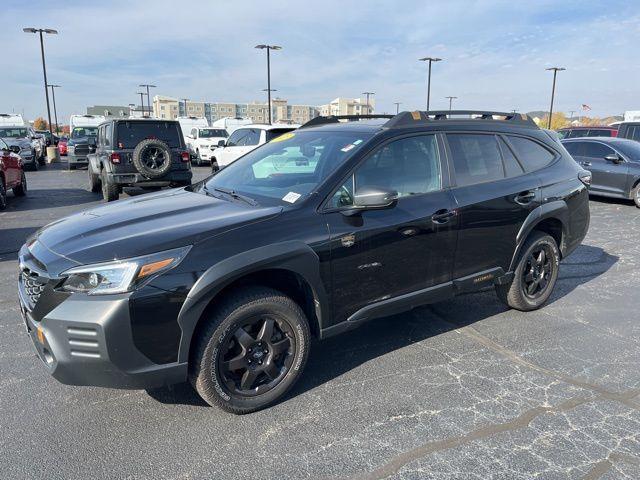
[[185, 127, 229, 166]]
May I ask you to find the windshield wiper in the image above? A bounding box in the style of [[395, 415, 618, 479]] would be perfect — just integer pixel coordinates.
[[205, 185, 257, 206]]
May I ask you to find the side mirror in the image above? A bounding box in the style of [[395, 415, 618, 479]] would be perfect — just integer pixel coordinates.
[[353, 186, 398, 208], [217, 140, 226, 147], [604, 153, 623, 164]]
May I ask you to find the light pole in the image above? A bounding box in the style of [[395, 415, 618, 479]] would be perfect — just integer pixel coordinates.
[[48, 84, 61, 135], [445, 96, 458, 111], [139, 84, 156, 117], [181, 98, 189, 117], [546, 67, 565, 129], [419, 57, 442, 111], [255, 44, 282, 124], [362, 92, 375, 115], [23, 27, 58, 140], [393, 102, 402, 114], [261, 89, 277, 122], [136, 92, 146, 117]]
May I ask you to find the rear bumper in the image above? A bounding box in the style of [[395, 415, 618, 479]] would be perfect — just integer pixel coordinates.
[[107, 170, 192, 187], [18, 286, 188, 389]]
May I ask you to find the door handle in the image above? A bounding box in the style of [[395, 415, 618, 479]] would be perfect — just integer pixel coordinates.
[[514, 190, 537, 205], [431, 209, 456, 224], [582, 161, 592, 167]]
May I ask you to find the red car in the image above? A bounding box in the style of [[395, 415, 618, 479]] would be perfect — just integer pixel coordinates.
[[0, 138, 27, 210], [58, 136, 68, 156]]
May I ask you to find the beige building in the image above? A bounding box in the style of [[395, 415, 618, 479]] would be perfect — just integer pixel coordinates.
[[320, 97, 375, 116], [152, 95, 319, 125]]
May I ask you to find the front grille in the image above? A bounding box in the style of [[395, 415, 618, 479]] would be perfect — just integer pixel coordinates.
[[20, 270, 48, 308], [74, 144, 90, 155]]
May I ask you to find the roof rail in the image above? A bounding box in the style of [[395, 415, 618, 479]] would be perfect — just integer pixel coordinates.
[[384, 110, 537, 129], [299, 114, 394, 129]]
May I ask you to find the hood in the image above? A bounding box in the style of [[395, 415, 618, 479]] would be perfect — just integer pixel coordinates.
[[35, 188, 282, 264], [68, 136, 96, 146], [4, 138, 30, 149]]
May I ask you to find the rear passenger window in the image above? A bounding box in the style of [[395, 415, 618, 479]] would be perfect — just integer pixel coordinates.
[[498, 137, 524, 177], [562, 142, 582, 156], [582, 142, 614, 159], [506, 136, 555, 172], [448, 134, 504, 187], [588, 129, 611, 137]]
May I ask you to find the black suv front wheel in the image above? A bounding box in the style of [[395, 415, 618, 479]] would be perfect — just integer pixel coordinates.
[[190, 287, 310, 414], [496, 231, 560, 311]]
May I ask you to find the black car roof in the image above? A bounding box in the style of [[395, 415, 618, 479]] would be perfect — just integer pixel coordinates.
[[561, 136, 637, 145]]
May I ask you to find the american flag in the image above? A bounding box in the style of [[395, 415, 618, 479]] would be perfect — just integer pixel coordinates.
[[581, 104, 592, 111]]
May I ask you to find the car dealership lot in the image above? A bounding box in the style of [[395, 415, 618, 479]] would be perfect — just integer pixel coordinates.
[[1, 164, 639, 479]]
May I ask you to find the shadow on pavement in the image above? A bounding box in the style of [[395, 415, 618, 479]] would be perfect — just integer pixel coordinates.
[[0, 227, 41, 258], [147, 243, 617, 409]]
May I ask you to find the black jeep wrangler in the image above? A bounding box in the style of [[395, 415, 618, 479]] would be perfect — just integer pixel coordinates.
[[88, 119, 192, 201], [18, 111, 590, 414]]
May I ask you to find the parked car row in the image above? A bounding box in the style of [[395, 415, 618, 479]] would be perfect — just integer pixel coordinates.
[[0, 138, 27, 209]]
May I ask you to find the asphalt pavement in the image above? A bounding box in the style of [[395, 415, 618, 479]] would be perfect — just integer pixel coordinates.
[[1, 161, 639, 479]]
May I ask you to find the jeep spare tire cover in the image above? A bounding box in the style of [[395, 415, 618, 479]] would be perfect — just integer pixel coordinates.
[[132, 138, 172, 178]]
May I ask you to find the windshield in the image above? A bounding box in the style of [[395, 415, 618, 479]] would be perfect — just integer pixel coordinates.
[[116, 121, 182, 148], [616, 141, 640, 161], [202, 130, 372, 205], [71, 127, 98, 139], [0, 128, 28, 138], [265, 128, 296, 142], [200, 129, 228, 138]]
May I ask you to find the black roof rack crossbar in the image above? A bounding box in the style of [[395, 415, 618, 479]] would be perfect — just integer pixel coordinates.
[[299, 114, 394, 129], [384, 110, 537, 129]]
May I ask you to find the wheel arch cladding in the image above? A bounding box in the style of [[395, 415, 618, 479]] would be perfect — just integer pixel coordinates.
[[175, 241, 328, 364], [511, 200, 568, 271]]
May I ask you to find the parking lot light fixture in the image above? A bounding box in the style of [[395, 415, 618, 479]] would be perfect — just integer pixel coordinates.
[[139, 84, 156, 117], [255, 45, 282, 124], [136, 92, 146, 117], [445, 96, 458, 111], [48, 84, 61, 135], [418, 57, 442, 112], [546, 67, 566, 129], [24, 27, 58, 141]]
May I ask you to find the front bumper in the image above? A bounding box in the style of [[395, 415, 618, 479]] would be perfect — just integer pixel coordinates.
[[107, 170, 192, 187], [18, 277, 188, 389], [68, 153, 88, 165]]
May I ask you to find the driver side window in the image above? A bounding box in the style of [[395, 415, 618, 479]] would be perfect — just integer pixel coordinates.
[[226, 130, 244, 147], [330, 135, 442, 208]]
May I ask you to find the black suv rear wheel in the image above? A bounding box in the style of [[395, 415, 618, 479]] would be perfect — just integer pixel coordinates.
[[190, 287, 310, 414], [496, 231, 560, 311]]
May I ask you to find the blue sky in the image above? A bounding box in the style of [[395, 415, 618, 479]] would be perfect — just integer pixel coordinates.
[[3, 0, 639, 122]]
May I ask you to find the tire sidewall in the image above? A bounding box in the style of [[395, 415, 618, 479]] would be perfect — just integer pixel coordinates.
[[200, 299, 309, 412], [0, 179, 6, 209], [515, 234, 560, 309], [632, 185, 640, 208], [132, 139, 172, 179]]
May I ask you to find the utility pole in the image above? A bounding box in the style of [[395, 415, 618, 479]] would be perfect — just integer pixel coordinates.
[[445, 96, 458, 111], [255, 44, 282, 124], [139, 84, 156, 117], [419, 56, 442, 111], [181, 98, 189, 117], [48, 84, 61, 134], [23, 27, 58, 140], [545, 67, 566, 129], [393, 102, 401, 114], [362, 92, 375, 114]]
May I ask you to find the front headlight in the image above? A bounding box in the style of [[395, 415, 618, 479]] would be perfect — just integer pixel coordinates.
[[59, 246, 191, 295]]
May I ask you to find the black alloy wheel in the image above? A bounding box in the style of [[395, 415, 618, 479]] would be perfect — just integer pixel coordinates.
[[141, 146, 168, 172], [219, 315, 295, 397], [521, 244, 553, 299]]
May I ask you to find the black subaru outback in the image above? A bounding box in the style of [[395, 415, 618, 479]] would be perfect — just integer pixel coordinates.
[[87, 118, 192, 201], [18, 111, 590, 414]]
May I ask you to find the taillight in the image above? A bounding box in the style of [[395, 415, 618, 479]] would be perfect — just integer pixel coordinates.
[[181, 151, 190, 162], [578, 171, 592, 187], [110, 153, 121, 164]]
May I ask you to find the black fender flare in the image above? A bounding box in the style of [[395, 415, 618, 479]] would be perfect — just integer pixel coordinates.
[[509, 200, 569, 271], [175, 241, 329, 363]]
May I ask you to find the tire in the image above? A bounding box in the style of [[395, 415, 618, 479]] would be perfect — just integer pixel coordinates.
[[12, 171, 27, 197], [496, 231, 560, 311], [211, 158, 219, 173], [189, 287, 311, 414], [68, 162, 76, 171], [101, 169, 119, 202], [88, 163, 101, 193], [196, 149, 202, 166], [0, 178, 6, 210], [132, 139, 172, 179], [631, 183, 640, 208]]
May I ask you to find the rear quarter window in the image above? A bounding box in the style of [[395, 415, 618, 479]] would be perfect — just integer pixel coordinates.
[[506, 136, 556, 172]]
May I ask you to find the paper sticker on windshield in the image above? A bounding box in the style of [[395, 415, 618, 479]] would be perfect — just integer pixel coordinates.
[[341, 144, 356, 152], [270, 132, 295, 143], [282, 192, 301, 203]]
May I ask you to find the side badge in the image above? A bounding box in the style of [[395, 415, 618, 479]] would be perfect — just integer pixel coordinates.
[[341, 234, 356, 248]]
